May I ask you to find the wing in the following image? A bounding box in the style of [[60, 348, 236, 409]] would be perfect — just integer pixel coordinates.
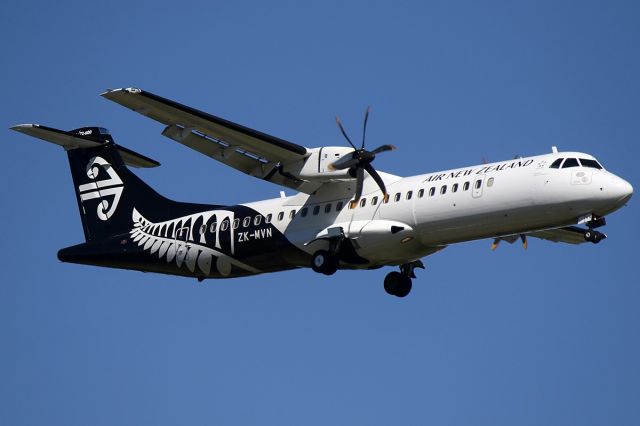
[[101, 87, 317, 193]]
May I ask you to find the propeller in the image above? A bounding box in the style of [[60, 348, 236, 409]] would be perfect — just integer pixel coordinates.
[[329, 106, 396, 207]]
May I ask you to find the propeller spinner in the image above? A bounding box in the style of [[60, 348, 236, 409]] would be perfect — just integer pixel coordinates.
[[329, 106, 395, 207]]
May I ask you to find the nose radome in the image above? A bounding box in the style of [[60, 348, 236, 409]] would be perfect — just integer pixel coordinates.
[[614, 176, 633, 203]]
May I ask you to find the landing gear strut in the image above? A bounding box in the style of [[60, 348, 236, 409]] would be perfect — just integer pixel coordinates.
[[384, 260, 425, 297], [310, 228, 344, 275]]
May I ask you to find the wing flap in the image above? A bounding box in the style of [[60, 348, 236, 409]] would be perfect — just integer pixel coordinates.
[[160, 124, 314, 191]]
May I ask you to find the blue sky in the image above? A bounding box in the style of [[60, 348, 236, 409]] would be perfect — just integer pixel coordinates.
[[1, 1, 639, 425]]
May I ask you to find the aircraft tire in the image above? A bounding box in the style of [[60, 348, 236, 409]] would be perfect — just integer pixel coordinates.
[[395, 276, 412, 297], [384, 271, 412, 297], [584, 230, 594, 242], [312, 250, 338, 275]]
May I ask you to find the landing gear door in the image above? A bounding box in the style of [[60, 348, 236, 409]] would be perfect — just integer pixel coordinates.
[[472, 176, 485, 198]]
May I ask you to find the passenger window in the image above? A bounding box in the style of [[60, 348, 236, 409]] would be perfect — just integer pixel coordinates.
[[324, 203, 332, 213], [209, 222, 217, 233], [313, 205, 320, 215], [265, 214, 272, 224], [220, 220, 229, 231], [360, 198, 366, 207], [394, 193, 401, 202], [300, 207, 308, 217], [441, 185, 447, 195], [562, 158, 579, 168], [418, 189, 424, 198], [463, 182, 470, 191], [336, 201, 344, 211], [549, 158, 563, 169], [579, 158, 603, 169], [200, 224, 207, 234], [372, 196, 378, 205], [487, 177, 494, 187], [242, 217, 251, 227], [429, 187, 436, 196], [289, 210, 296, 219], [406, 191, 413, 200], [475, 180, 482, 189], [254, 215, 262, 225], [277, 211, 284, 221], [232, 218, 240, 229], [452, 183, 458, 193]]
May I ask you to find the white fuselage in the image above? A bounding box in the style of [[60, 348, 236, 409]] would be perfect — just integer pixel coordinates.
[[240, 151, 632, 267]]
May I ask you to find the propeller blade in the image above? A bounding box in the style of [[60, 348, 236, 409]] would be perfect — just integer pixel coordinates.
[[335, 116, 357, 150], [329, 154, 360, 171], [350, 167, 365, 208], [491, 238, 500, 251], [520, 234, 528, 250], [364, 163, 388, 197], [361, 106, 370, 150], [371, 144, 396, 155]]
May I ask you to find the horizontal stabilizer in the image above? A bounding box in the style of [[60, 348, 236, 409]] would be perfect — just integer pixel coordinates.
[[10, 124, 160, 168]]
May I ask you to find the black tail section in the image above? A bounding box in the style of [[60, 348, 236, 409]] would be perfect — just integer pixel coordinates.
[[65, 128, 213, 241], [67, 136, 165, 241]]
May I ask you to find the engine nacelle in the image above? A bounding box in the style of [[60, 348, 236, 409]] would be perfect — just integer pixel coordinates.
[[282, 147, 355, 182]]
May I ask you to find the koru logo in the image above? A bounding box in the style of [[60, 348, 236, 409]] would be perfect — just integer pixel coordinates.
[[78, 156, 124, 221]]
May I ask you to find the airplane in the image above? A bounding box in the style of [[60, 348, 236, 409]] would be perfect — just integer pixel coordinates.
[[10, 87, 633, 297]]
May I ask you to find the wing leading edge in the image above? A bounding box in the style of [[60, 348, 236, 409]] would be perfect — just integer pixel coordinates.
[[101, 87, 318, 193]]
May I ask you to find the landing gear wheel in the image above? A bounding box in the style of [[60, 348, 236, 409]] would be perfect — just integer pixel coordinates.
[[584, 230, 605, 244], [592, 232, 603, 244], [384, 271, 412, 297], [311, 250, 339, 275]]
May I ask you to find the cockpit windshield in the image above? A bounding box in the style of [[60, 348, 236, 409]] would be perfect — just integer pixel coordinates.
[[549, 157, 604, 170], [579, 158, 603, 169], [549, 158, 563, 169]]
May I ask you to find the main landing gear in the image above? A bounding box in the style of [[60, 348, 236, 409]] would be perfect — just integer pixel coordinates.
[[384, 260, 424, 298], [311, 250, 339, 275]]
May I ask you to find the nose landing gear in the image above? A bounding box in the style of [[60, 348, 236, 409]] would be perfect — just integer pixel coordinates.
[[584, 229, 606, 244], [384, 260, 425, 297]]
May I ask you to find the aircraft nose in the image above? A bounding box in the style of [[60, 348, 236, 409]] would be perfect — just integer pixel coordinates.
[[612, 175, 633, 204]]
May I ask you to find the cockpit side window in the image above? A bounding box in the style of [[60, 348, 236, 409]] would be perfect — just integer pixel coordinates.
[[579, 158, 603, 169], [562, 158, 579, 168], [549, 158, 563, 169]]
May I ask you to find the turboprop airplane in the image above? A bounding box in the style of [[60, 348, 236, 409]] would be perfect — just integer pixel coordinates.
[[10, 87, 633, 297]]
